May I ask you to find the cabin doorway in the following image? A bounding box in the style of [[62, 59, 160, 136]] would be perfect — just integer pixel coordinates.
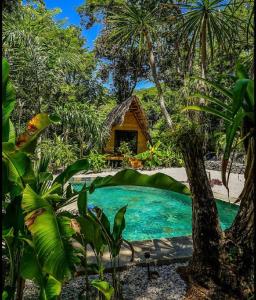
[[114, 130, 138, 154]]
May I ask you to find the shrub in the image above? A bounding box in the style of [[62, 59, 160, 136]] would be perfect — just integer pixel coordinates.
[[39, 134, 77, 171], [87, 150, 107, 172], [118, 141, 133, 167]]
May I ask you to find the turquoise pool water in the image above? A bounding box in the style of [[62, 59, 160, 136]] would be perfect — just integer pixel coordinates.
[[73, 184, 239, 241]]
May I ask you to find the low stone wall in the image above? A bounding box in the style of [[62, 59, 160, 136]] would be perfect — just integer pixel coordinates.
[[204, 160, 245, 174]]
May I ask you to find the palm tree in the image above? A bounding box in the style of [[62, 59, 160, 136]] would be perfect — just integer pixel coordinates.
[[179, 0, 239, 79], [107, 3, 173, 127]]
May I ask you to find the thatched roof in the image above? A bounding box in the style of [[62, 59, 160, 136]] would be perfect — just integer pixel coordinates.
[[104, 95, 151, 142]]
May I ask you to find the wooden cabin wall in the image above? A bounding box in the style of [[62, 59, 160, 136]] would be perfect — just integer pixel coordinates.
[[104, 111, 148, 154]]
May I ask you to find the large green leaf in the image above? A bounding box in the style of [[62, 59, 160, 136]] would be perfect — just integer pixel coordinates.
[[77, 183, 87, 216], [112, 206, 127, 257], [3, 119, 16, 144], [90, 169, 190, 195], [188, 93, 232, 113], [222, 108, 245, 189], [43, 276, 62, 300], [53, 159, 89, 185], [94, 208, 111, 238], [182, 105, 232, 123], [16, 113, 61, 154], [22, 185, 80, 281], [20, 243, 44, 286], [231, 79, 250, 115], [90, 279, 114, 300], [2, 150, 35, 195], [20, 244, 62, 300], [2, 58, 16, 140], [76, 215, 106, 254], [113, 206, 127, 242]]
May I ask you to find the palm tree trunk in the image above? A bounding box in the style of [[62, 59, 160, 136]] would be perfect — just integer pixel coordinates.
[[177, 128, 223, 283], [145, 32, 172, 128]]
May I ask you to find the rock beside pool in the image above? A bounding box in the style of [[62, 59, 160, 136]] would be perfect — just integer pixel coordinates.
[[23, 262, 188, 299]]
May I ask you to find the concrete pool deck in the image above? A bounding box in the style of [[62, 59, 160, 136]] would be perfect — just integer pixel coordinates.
[[71, 167, 244, 204], [84, 236, 192, 271]]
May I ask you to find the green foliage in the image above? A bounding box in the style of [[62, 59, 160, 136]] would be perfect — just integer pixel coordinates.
[[183, 64, 254, 189], [22, 185, 80, 281], [76, 191, 127, 299], [39, 135, 78, 171], [90, 169, 190, 195], [177, 0, 239, 68], [135, 141, 183, 168], [87, 150, 107, 172], [2, 58, 91, 299], [90, 279, 114, 300], [53, 159, 89, 185], [118, 141, 133, 167]]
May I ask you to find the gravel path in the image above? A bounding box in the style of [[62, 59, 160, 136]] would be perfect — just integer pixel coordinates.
[[24, 262, 188, 299]]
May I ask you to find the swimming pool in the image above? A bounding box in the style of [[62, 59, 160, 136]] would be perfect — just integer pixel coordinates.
[[73, 184, 239, 241]]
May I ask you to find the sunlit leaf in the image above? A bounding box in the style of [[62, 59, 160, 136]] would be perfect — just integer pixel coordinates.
[[16, 113, 61, 154], [53, 159, 89, 185], [90, 169, 190, 195], [22, 185, 80, 281], [90, 279, 114, 300]]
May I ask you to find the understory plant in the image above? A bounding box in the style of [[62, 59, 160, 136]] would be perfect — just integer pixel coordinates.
[[39, 134, 78, 172], [87, 150, 107, 172], [2, 59, 117, 300], [118, 141, 133, 168], [183, 63, 254, 192], [75, 186, 128, 300], [133, 141, 183, 169]]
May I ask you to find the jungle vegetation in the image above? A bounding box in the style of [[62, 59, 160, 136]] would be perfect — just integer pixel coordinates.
[[2, 0, 254, 299]]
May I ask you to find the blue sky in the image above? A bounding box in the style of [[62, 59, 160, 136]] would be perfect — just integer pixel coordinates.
[[44, 0, 153, 90], [44, 0, 100, 50]]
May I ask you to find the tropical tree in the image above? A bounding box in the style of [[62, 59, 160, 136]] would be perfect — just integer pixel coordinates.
[[178, 0, 239, 80], [107, 3, 174, 127], [2, 3, 99, 135], [178, 64, 254, 298]]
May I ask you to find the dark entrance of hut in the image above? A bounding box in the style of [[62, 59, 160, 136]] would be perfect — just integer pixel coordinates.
[[114, 130, 138, 154]]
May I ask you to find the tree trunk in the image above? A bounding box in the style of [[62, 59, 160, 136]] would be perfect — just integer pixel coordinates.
[[219, 135, 255, 298], [177, 128, 223, 283], [177, 128, 254, 298], [145, 32, 173, 128]]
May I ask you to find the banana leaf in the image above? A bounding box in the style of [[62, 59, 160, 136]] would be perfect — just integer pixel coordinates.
[[53, 159, 89, 186], [22, 185, 80, 281], [182, 105, 232, 123], [16, 113, 61, 154], [89, 169, 190, 196], [2, 59, 16, 143], [20, 244, 62, 300], [90, 279, 114, 300]]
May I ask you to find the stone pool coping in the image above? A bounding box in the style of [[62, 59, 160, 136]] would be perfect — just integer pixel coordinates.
[[76, 236, 192, 274]]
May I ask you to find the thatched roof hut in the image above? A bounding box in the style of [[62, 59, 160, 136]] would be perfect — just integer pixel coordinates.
[[103, 95, 151, 155]]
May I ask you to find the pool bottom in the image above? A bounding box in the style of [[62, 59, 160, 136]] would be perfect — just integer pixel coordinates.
[[72, 184, 239, 241]]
